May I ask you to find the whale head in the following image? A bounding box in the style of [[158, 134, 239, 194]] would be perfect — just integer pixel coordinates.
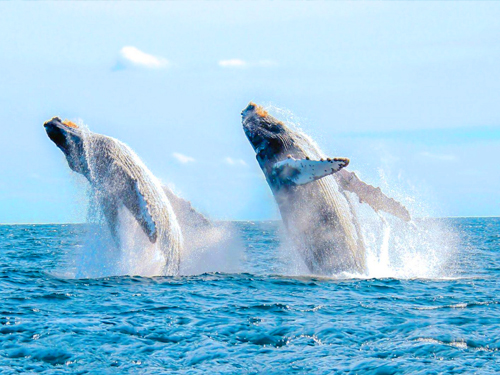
[[44, 117, 89, 176], [242, 102, 298, 168]]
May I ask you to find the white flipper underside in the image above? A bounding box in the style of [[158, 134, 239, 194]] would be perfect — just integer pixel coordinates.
[[273, 157, 349, 186]]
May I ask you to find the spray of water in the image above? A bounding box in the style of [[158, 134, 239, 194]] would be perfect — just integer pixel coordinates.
[[180, 222, 245, 275], [75, 202, 168, 278], [75, 205, 244, 278]]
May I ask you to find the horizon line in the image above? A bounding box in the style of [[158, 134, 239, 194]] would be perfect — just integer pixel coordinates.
[[1, 216, 499, 226]]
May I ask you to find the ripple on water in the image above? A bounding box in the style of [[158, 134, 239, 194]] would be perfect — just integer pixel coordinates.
[[0, 220, 499, 374]]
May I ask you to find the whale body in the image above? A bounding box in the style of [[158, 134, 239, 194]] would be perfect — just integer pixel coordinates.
[[242, 103, 411, 275], [44, 117, 183, 275]]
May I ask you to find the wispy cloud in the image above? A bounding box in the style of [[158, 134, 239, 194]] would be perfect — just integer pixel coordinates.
[[218, 59, 278, 68], [120, 46, 168, 69], [218, 59, 247, 68], [173, 152, 195, 164], [224, 157, 247, 166], [420, 151, 457, 162]]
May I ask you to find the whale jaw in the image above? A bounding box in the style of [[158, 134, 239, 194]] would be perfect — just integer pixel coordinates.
[[44, 117, 83, 158], [44, 117, 90, 177], [44, 117, 69, 151]]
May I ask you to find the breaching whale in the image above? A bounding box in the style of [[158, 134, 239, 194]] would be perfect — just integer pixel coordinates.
[[242, 103, 411, 275], [44, 117, 183, 275]]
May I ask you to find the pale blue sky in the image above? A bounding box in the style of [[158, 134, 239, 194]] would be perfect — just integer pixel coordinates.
[[0, 2, 499, 223]]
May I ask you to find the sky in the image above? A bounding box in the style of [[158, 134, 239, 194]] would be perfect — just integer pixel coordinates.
[[0, 2, 499, 223]]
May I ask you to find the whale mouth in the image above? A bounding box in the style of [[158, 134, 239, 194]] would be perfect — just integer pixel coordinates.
[[44, 117, 82, 154], [242, 103, 292, 162], [242, 102, 287, 139], [44, 118, 66, 148]]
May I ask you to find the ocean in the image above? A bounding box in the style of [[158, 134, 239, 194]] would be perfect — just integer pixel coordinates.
[[0, 218, 499, 374]]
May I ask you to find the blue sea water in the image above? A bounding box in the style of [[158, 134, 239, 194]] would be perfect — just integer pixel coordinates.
[[0, 218, 499, 374]]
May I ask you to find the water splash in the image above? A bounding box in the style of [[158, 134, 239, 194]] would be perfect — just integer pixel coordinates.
[[180, 222, 245, 275], [74, 189, 171, 279], [361, 210, 458, 279]]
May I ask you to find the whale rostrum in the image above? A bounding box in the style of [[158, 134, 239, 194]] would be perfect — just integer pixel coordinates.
[[44, 117, 183, 275], [242, 102, 411, 275]]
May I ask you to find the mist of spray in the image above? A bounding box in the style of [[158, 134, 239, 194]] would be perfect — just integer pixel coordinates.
[[180, 221, 245, 275]]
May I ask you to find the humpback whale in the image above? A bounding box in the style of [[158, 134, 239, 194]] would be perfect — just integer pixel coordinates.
[[242, 103, 411, 275], [44, 117, 183, 275]]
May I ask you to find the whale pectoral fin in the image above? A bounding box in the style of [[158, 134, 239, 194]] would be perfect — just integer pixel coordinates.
[[121, 179, 158, 243], [273, 157, 349, 186], [100, 198, 121, 248], [337, 169, 412, 222]]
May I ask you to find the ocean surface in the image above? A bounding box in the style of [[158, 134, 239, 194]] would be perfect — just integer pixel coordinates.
[[0, 218, 499, 374]]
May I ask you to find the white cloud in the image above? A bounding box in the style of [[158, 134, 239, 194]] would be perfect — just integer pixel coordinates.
[[120, 46, 168, 68], [224, 157, 247, 166], [173, 152, 195, 164], [218, 59, 277, 68], [218, 59, 248, 68], [420, 151, 457, 162]]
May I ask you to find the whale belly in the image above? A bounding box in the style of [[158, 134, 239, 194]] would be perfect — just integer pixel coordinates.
[[276, 175, 365, 274], [90, 136, 183, 276]]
